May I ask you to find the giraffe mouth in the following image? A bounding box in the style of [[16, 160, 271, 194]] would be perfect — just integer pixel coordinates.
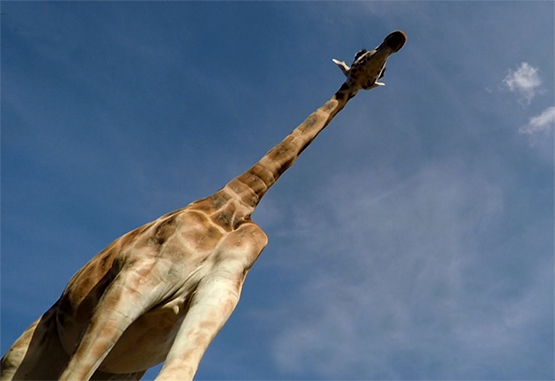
[[383, 30, 407, 52]]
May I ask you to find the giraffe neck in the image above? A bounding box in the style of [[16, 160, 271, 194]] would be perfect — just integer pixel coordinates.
[[195, 82, 356, 227]]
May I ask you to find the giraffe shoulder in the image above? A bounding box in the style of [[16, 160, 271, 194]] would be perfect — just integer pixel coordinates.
[[237, 221, 269, 250], [211, 222, 268, 271]]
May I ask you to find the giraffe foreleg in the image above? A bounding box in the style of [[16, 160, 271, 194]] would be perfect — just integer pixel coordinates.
[[58, 264, 166, 381], [1, 303, 70, 380], [154, 269, 245, 380], [155, 223, 267, 381]]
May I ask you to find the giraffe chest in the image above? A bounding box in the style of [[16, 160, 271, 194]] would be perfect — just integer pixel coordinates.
[[57, 277, 205, 373], [57, 255, 215, 373], [56, 256, 214, 373], [99, 297, 191, 373]]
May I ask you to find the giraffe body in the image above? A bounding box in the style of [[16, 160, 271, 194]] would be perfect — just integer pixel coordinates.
[[1, 30, 406, 381]]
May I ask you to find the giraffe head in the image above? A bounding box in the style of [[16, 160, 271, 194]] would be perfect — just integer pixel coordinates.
[[333, 30, 407, 92]]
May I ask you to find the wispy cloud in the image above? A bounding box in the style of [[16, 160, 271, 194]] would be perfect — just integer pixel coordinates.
[[503, 62, 543, 105], [519, 106, 555, 134], [264, 161, 552, 379]]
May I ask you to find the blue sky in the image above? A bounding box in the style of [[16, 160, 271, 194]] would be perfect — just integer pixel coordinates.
[[1, 2, 553, 380]]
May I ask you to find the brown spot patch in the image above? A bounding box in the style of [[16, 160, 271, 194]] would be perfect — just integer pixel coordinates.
[[214, 210, 232, 228], [180, 212, 223, 251], [199, 320, 218, 331], [118, 228, 142, 249], [248, 164, 274, 186], [322, 100, 336, 112], [276, 155, 296, 176], [190, 197, 215, 213], [153, 214, 180, 245], [299, 114, 322, 131]]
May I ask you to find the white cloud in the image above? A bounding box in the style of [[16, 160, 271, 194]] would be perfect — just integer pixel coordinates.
[[503, 62, 543, 105], [519, 106, 555, 134]]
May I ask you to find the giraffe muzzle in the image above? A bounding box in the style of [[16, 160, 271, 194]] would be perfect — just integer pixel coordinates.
[[381, 30, 407, 53]]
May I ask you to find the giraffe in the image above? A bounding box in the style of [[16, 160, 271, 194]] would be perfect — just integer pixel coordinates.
[[1, 30, 406, 381]]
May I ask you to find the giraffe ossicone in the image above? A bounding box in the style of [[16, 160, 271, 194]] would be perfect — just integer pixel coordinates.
[[1, 30, 406, 381]]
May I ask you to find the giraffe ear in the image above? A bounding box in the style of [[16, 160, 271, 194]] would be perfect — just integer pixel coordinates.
[[332, 59, 350, 77], [362, 81, 385, 90]]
